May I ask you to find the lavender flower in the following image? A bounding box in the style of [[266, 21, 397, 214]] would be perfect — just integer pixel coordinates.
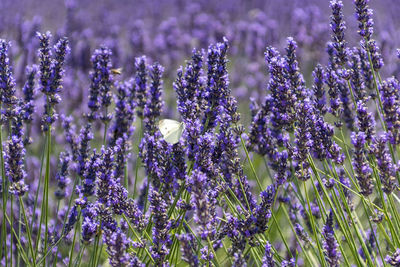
[[265, 46, 296, 130], [193, 132, 216, 178], [367, 40, 383, 70], [233, 251, 247, 267], [143, 62, 164, 133], [295, 223, 311, 246], [349, 50, 367, 102], [81, 150, 100, 196], [110, 81, 135, 146], [51, 36, 69, 96], [323, 211, 341, 267], [134, 56, 148, 118], [113, 136, 131, 181], [55, 152, 71, 200], [0, 40, 17, 122], [36, 32, 52, 98], [386, 249, 400, 266], [110, 170, 130, 214], [370, 136, 397, 194], [354, 0, 374, 41], [189, 169, 215, 239], [177, 233, 199, 267], [202, 38, 229, 132], [77, 123, 93, 176], [329, 0, 347, 66], [358, 229, 376, 261], [281, 258, 296, 267], [357, 47, 374, 95], [173, 50, 205, 163], [293, 99, 313, 181], [81, 202, 99, 244], [200, 246, 214, 264], [139, 132, 162, 187], [122, 197, 146, 231], [215, 112, 255, 208], [338, 79, 354, 130], [37, 32, 69, 131], [380, 78, 400, 145], [96, 147, 115, 205], [103, 227, 132, 267], [5, 135, 28, 196], [21, 64, 37, 124], [247, 96, 277, 157], [171, 143, 187, 182], [64, 204, 78, 235], [351, 131, 373, 196], [285, 37, 308, 101], [253, 184, 276, 234], [87, 46, 113, 122], [325, 67, 342, 119], [149, 188, 172, 265], [262, 241, 275, 267], [356, 100, 375, 142], [270, 150, 291, 185], [95, 146, 145, 229], [174, 49, 204, 123], [310, 112, 344, 164], [312, 64, 326, 115], [62, 115, 79, 161]]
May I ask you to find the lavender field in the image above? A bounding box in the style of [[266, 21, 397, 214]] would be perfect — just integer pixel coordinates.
[[1, 0, 400, 266]]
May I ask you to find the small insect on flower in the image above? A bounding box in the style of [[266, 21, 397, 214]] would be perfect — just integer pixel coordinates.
[[158, 119, 185, 144], [111, 68, 123, 75]]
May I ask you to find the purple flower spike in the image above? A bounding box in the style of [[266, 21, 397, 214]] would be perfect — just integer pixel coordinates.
[[386, 249, 400, 266], [352, 131, 373, 196], [323, 211, 341, 267]]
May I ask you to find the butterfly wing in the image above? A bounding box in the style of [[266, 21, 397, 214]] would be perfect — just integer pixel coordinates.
[[164, 122, 185, 144], [159, 119, 184, 144]]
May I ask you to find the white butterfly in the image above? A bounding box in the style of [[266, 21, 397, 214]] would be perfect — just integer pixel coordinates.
[[158, 119, 185, 144]]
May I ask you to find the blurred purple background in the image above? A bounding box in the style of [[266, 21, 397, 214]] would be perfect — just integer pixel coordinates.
[[1, 0, 399, 120]]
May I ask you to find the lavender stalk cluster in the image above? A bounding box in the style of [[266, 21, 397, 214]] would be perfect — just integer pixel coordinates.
[[37, 32, 70, 131], [1, 0, 400, 265], [351, 131, 373, 196], [87, 46, 113, 123], [323, 211, 341, 267], [0, 40, 17, 122], [329, 0, 347, 66]]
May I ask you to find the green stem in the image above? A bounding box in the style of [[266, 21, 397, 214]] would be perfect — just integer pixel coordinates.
[[122, 214, 155, 264], [281, 205, 321, 267], [4, 213, 30, 266], [270, 210, 293, 259], [10, 196, 13, 267], [43, 125, 52, 263], [91, 219, 102, 267], [302, 181, 327, 266], [35, 234, 66, 266], [19, 197, 36, 266], [30, 138, 46, 233], [67, 211, 81, 267], [94, 243, 104, 267], [133, 118, 143, 198], [17, 202, 21, 267], [73, 245, 86, 267], [0, 122, 7, 266], [239, 134, 262, 190], [308, 157, 362, 265], [206, 236, 220, 267], [103, 121, 108, 146]]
